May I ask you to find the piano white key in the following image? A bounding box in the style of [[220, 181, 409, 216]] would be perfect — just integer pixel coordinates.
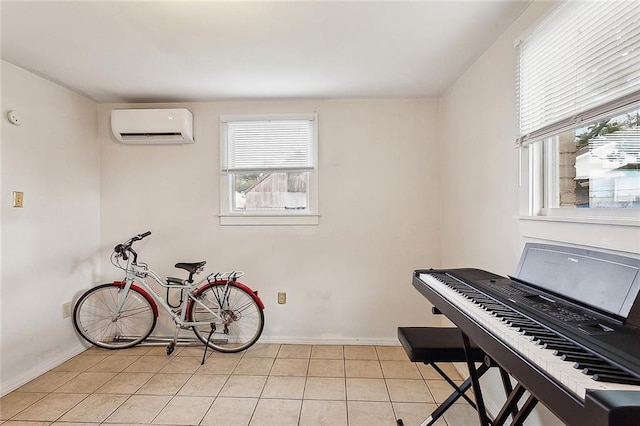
[[419, 273, 640, 400]]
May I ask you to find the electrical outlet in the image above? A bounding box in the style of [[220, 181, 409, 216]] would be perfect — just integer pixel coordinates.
[[277, 292, 287, 304], [13, 191, 24, 208], [62, 302, 72, 319]]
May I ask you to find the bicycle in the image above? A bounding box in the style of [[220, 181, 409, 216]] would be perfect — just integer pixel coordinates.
[[73, 231, 265, 355]]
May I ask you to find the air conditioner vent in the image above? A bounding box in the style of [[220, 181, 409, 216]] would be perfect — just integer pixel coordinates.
[[111, 109, 194, 144]]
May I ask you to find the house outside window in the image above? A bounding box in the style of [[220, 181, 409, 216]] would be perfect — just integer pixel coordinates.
[[219, 113, 319, 225]]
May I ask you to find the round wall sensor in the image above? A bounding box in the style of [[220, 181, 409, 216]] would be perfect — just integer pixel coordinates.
[[7, 110, 20, 125]]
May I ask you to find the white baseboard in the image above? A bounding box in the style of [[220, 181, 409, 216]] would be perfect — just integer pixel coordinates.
[[256, 336, 401, 346], [144, 333, 401, 347]]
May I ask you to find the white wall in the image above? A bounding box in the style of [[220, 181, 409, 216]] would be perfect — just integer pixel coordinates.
[[1, 61, 101, 394], [438, 0, 544, 275], [98, 99, 442, 344], [439, 1, 638, 425]]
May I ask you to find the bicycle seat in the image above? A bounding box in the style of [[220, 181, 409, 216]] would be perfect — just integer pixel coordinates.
[[174, 261, 206, 274]]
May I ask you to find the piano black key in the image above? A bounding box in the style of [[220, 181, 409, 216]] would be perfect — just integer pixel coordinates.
[[522, 329, 557, 338], [481, 304, 503, 311], [541, 342, 581, 351], [508, 319, 537, 326], [592, 373, 640, 386], [529, 330, 562, 338], [501, 311, 524, 317], [560, 353, 603, 363], [486, 302, 510, 309], [573, 361, 617, 371], [537, 341, 561, 349], [582, 366, 627, 376], [478, 299, 497, 304], [557, 348, 590, 356], [530, 328, 557, 335], [506, 319, 532, 326], [486, 307, 507, 312], [515, 325, 547, 333], [518, 323, 551, 331], [537, 337, 571, 345]]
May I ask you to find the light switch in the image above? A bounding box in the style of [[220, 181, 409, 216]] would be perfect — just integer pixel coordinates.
[[13, 191, 24, 208]]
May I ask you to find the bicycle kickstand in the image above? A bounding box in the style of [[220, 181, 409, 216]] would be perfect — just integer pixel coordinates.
[[166, 326, 180, 356], [201, 323, 216, 365]]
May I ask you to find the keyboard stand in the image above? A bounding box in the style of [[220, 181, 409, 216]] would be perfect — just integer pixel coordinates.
[[462, 331, 491, 426], [492, 383, 539, 426], [397, 327, 498, 426]]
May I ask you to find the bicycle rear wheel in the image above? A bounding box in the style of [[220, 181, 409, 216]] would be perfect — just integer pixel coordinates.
[[189, 281, 264, 353], [73, 283, 156, 349]]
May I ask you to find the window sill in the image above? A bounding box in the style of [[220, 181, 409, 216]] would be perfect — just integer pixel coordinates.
[[219, 214, 320, 226], [518, 214, 639, 227], [517, 215, 640, 255]]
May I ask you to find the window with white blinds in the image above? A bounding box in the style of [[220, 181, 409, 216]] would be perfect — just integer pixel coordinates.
[[219, 113, 319, 225], [221, 115, 317, 172], [516, 0, 640, 145]]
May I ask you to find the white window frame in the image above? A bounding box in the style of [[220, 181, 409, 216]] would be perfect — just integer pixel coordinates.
[[219, 113, 319, 226], [516, 0, 640, 231]]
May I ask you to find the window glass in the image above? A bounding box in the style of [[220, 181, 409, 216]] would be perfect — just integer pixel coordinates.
[[232, 172, 309, 212], [544, 108, 639, 209]]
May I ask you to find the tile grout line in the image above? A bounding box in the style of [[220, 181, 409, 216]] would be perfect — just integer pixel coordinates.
[[3, 344, 466, 426]]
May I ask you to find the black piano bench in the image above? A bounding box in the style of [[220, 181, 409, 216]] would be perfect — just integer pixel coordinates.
[[397, 326, 492, 426]]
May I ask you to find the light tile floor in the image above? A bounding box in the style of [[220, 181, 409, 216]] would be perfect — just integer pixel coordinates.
[[1, 344, 478, 426]]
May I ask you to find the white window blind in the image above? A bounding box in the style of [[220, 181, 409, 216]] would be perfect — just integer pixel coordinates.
[[517, 0, 640, 145], [221, 115, 316, 172]]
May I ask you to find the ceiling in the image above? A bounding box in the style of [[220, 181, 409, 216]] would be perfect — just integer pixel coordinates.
[[1, 1, 530, 103]]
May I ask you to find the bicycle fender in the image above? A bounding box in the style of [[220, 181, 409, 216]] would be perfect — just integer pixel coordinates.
[[233, 281, 265, 310], [193, 280, 265, 310], [113, 281, 159, 317]]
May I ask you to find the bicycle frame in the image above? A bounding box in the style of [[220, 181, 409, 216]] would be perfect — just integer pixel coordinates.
[[114, 261, 243, 329]]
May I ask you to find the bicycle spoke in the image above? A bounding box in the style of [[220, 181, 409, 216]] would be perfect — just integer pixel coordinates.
[[188, 282, 263, 353], [73, 284, 156, 349]]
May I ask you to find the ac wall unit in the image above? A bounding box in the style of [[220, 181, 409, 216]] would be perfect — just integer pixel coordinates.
[[111, 108, 194, 144]]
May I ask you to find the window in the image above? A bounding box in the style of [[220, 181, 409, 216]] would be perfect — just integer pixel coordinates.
[[541, 107, 639, 210], [219, 113, 319, 225], [517, 0, 640, 221]]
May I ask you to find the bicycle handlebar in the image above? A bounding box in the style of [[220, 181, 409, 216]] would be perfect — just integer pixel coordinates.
[[114, 231, 152, 262]]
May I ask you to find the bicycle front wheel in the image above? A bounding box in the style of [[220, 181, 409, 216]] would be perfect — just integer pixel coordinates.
[[189, 281, 264, 353], [73, 283, 156, 349]]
